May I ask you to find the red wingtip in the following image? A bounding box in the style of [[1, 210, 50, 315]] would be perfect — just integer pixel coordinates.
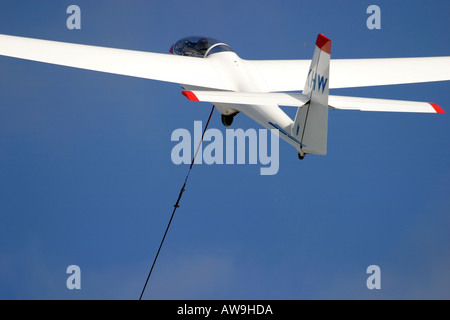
[[429, 103, 445, 113], [182, 90, 199, 101], [316, 34, 331, 54]]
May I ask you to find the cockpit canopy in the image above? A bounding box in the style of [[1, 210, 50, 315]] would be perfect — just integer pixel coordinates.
[[170, 36, 233, 58]]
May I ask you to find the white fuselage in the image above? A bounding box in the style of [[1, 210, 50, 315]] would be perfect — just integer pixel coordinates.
[[183, 51, 299, 149]]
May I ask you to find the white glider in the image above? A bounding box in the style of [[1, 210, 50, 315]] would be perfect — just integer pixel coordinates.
[[0, 33, 448, 158]]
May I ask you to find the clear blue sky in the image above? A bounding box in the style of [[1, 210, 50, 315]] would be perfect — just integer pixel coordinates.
[[0, 0, 448, 299]]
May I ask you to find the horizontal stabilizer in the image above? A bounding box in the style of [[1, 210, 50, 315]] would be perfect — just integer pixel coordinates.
[[181, 90, 309, 106], [182, 90, 445, 114], [328, 95, 445, 113]]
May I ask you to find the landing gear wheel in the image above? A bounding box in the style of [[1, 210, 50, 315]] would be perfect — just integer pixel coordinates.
[[221, 114, 235, 127], [298, 153, 305, 160]]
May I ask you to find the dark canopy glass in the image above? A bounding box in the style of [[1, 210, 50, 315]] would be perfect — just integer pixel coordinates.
[[171, 36, 233, 58]]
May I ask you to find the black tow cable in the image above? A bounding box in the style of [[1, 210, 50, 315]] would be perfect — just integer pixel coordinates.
[[139, 105, 215, 300]]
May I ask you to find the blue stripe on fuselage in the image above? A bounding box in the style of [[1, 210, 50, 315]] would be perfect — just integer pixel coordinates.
[[268, 122, 304, 146]]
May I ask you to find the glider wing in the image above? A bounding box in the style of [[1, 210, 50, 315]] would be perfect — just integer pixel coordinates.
[[0, 34, 226, 90], [249, 57, 450, 91]]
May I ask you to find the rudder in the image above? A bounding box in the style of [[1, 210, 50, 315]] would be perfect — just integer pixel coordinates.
[[292, 34, 331, 156]]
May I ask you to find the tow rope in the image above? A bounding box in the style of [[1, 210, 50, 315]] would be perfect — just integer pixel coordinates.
[[139, 105, 215, 300]]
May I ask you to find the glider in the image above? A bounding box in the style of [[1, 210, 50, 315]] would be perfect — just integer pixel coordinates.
[[0, 33, 448, 159]]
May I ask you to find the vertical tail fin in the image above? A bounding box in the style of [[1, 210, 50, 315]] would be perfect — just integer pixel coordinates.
[[292, 34, 331, 156]]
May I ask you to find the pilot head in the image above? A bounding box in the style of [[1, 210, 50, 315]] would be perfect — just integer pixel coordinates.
[[195, 38, 210, 53]]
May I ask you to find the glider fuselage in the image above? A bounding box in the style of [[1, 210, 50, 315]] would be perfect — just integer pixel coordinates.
[[171, 36, 298, 149]]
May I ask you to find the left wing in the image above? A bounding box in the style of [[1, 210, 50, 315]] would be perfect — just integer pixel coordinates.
[[0, 34, 226, 90], [182, 90, 444, 113]]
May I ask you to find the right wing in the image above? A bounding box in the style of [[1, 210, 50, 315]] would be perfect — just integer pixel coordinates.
[[0, 34, 226, 90], [248, 57, 450, 91], [182, 90, 444, 113]]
